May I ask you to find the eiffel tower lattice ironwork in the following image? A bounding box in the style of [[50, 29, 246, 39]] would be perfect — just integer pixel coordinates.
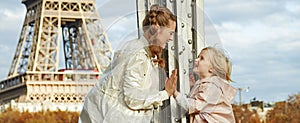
[[0, 0, 113, 110]]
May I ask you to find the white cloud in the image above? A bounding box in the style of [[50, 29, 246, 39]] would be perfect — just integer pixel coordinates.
[[285, 1, 300, 14], [0, 44, 12, 79], [0, 44, 9, 51], [97, 0, 136, 18], [205, 0, 285, 24], [0, 9, 25, 31], [214, 21, 269, 48], [214, 11, 300, 51], [279, 41, 300, 51], [0, 5, 24, 80], [103, 15, 138, 50], [206, 0, 300, 103]]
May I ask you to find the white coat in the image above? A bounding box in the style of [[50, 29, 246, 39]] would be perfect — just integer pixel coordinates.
[[79, 36, 169, 123]]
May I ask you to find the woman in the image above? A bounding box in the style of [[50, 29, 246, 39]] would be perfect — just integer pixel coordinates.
[[79, 4, 177, 123]]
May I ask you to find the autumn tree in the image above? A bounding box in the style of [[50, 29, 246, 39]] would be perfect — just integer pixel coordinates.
[[0, 107, 79, 123], [233, 104, 261, 123], [266, 93, 300, 123]]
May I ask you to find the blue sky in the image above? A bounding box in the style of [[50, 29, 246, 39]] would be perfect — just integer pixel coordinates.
[[0, 0, 299, 104]]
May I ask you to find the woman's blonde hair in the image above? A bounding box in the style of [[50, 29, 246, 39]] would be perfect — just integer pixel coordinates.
[[201, 47, 233, 82]]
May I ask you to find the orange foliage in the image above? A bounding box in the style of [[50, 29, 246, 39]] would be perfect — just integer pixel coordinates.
[[232, 104, 261, 123], [0, 107, 79, 123], [266, 93, 300, 123]]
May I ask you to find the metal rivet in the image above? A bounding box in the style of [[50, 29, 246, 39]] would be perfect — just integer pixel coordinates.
[[181, 0, 184, 3], [179, 51, 183, 55], [191, 26, 195, 31], [192, 49, 196, 53], [171, 46, 175, 50], [188, 39, 192, 44], [187, 13, 192, 18], [189, 59, 193, 63], [183, 69, 186, 74], [181, 23, 185, 28], [170, 0, 174, 2], [175, 118, 180, 122]]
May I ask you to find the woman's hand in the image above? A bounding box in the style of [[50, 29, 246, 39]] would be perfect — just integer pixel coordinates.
[[165, 69, 178, 96]]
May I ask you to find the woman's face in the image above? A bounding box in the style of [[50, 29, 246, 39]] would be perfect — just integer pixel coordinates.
[[156, 20, 176, 49]]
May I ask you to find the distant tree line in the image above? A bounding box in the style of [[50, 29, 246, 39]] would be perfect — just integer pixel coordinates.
[[0, 107, 79, 123], [266, 93, 300, 123], [232, 93, 300, 123], [233, 104, 261, 123], [0, 93, 299, 123]]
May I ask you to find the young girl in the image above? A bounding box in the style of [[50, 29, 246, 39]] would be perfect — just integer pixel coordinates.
[[173, 47, 237, 123]]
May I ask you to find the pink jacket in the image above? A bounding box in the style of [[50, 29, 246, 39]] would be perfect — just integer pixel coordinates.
[[175, 76, 237, 123]]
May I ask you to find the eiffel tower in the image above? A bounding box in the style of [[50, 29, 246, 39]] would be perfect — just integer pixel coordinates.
[[0, 0, 113, 111]]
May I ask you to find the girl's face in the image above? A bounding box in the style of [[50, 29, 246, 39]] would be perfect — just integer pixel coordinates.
[[156, 20, 176, 48], [193, 50, 213, 79]]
